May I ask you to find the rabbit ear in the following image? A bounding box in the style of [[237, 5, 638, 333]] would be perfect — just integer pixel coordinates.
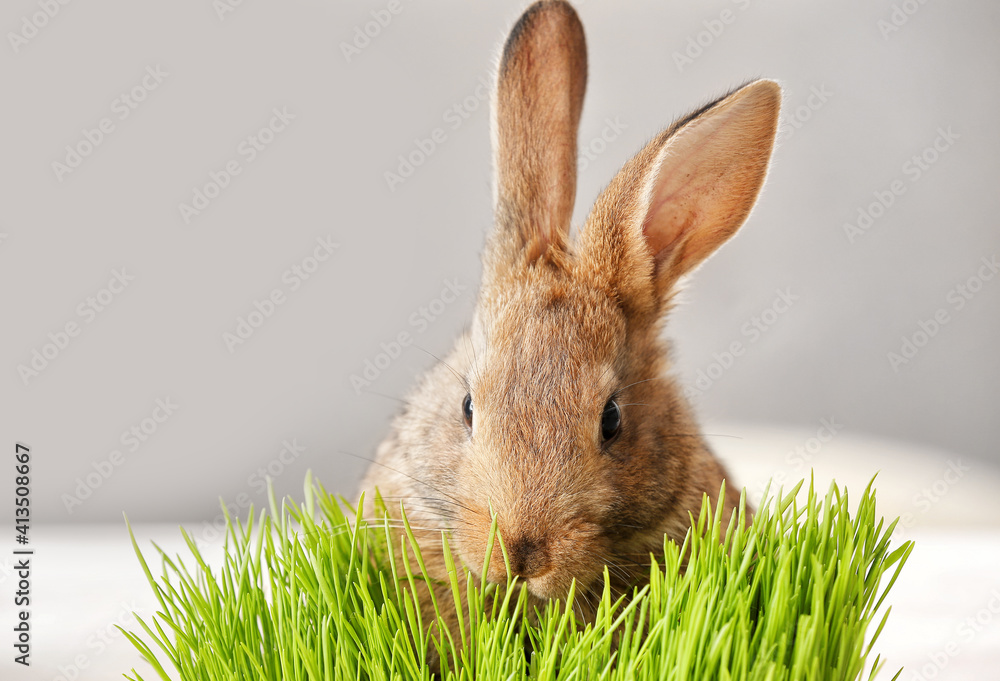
[[580, 80, 780, 309], [488, 0, 587, 270]]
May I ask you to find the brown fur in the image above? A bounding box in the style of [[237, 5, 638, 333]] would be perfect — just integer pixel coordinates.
[[357, 0, 781, 666]]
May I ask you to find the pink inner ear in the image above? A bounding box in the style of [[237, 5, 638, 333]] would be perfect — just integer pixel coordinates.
[[580, 79, 779, 291], [641, 166, 706, 264], [639, 110, 741, 268]]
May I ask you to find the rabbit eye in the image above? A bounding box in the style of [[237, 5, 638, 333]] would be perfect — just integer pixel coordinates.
[[601, 399, 621, 443], [462, 393, 473, 429]]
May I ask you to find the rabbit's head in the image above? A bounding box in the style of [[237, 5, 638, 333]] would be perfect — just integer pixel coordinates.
[[363, 0, 780, 603]]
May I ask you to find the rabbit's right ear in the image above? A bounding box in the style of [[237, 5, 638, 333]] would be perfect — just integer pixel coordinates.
[[580, 80, 781, 313], [487, 0, 587, 274]]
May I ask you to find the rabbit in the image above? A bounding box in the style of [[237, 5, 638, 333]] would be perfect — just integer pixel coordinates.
[[358, 0, 780, 662]]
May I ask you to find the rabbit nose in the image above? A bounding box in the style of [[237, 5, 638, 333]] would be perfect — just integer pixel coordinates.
[[507, 535, 551, 579]]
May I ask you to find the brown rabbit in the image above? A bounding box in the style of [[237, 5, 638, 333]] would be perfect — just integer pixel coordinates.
[[358, 0, 780, 657]]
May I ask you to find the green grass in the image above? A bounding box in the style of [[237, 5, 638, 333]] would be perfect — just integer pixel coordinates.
[[120, 474, 912, 680]]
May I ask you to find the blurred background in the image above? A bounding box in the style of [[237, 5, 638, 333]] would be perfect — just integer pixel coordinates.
[[1, 0, 998, 678]]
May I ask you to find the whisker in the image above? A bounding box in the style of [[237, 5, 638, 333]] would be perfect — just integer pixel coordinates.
[[464, 333, 484, 394], [413, 345, 469, 392], [377, 495, 467, 512], [358, 390, 412, 406], [616, 376, 664, 393], [341, 451, 481, 518]]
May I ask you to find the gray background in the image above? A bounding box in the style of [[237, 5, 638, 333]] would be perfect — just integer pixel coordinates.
[[2, 0, 998, 523]]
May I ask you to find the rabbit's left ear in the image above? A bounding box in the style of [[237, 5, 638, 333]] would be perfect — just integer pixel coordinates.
[[488, 0, 587, 271], [580, 80, 781, 306]]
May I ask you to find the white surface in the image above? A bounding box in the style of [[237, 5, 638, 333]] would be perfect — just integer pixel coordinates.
[[874, 531, 1000, 681], [712, 420, 1000, 534], [3, 425, 1000, 681], [1, 524, 198, 681]]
